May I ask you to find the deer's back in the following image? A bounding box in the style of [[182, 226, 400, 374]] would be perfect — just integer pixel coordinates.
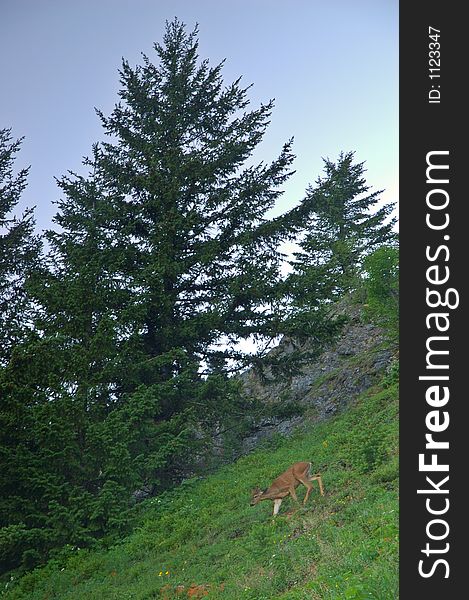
[[271, 461, 311, 490]]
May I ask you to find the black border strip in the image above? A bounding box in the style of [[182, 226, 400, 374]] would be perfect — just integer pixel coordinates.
[[400, 2, 466, 596]]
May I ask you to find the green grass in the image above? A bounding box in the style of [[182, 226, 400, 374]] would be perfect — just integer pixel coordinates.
[[2, 382, 398, 600]]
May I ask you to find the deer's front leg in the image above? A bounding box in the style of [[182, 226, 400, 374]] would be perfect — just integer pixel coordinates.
[[300, 480, 314, 505], [312, 474, 325, 496], [273, 498, 282, 516]]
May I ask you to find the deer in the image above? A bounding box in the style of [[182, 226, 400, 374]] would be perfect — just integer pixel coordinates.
[[250, 461, 324, 516]]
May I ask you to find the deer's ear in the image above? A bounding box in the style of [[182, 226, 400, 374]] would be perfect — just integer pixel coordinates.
[[251, 487, 261, 495]]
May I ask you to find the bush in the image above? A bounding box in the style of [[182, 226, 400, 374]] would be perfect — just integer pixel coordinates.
[[362, 246, 399, 341]]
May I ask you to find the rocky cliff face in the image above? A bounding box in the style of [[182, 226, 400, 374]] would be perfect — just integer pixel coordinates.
[[238, 303, 395, 453]]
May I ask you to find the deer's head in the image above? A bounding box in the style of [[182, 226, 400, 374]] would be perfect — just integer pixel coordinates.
[[250, 487, 265, 506]]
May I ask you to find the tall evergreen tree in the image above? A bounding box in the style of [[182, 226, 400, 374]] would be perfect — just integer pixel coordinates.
[[0, 129, 40, 365], [46, 17, 299, 428], [89, 19, 295, 379], [289, 151, 396, 304]]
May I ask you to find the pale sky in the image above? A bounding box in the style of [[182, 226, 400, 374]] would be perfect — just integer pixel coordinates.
[[1, 0, 398, 234]]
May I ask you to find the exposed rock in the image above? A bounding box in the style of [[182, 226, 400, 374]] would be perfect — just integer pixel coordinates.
[[237, 303, 395, 453], [132, 485, 153, 502], [241, 415, 304, 453]]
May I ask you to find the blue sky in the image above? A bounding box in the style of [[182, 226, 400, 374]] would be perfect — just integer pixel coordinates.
[[1, 0, 398, 233]]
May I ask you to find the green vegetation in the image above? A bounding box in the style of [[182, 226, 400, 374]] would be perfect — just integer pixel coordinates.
[[362, 246, 399, 341], [0, 18, 398, 587], [0, 128, 40, 365], [2, 380, 398, 599]]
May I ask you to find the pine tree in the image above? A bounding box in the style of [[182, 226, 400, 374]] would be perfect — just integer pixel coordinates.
[[290, 151, 396, 303], [89, 19, 295, 380], [0, 129, 40, 365], [47, 17, 299, 429]]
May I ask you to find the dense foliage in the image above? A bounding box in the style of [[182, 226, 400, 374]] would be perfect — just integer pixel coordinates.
[[0, 20, 397, 576], [362, 245, 399, 340], [0, 129, 40, 365]]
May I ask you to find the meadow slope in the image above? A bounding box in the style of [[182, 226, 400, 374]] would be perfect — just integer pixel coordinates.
[[3, 379, 398, 600]]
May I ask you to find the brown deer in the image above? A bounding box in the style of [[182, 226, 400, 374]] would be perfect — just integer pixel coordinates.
[[250, 461, 324, 516]]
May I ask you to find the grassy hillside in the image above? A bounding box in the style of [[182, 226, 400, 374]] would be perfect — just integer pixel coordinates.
[[2, 379, 398, 600]]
